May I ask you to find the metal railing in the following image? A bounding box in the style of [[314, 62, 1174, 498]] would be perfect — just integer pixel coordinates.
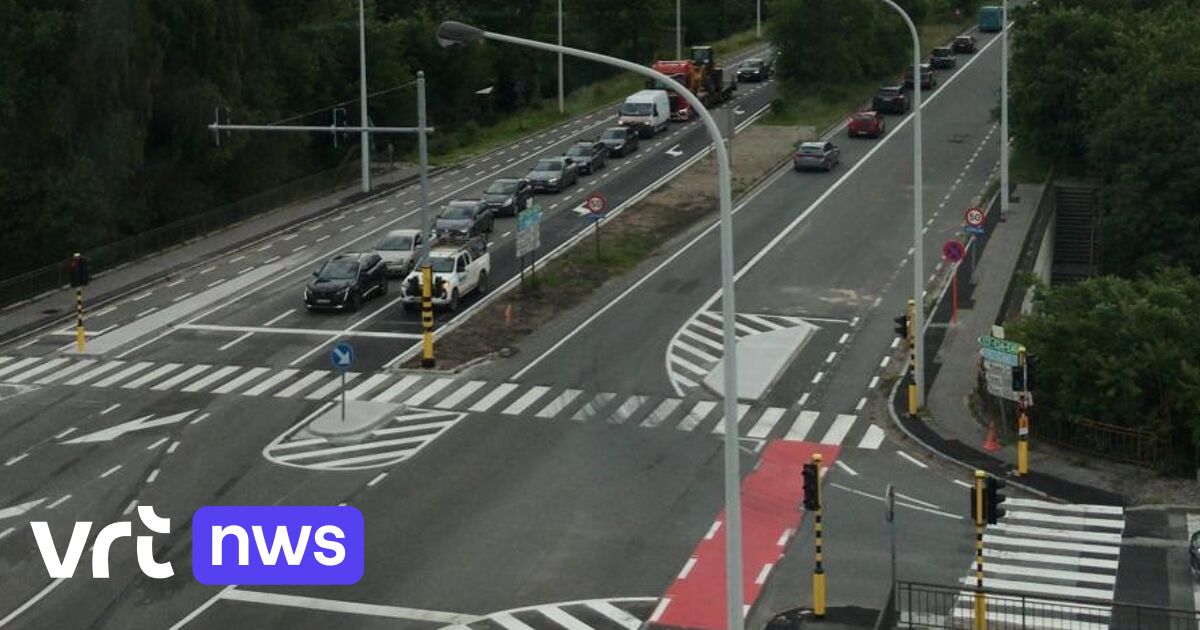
[[896, 581, 1199, 630], [0, 155, 361, 310]]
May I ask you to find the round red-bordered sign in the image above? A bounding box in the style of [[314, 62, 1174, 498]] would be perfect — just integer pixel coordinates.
[[942, 239, 966, 263], [965, 206, 985, 228], [585, 192, 608, 216]]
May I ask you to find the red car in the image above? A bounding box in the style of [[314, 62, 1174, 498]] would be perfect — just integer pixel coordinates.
[[848, 111, 886, 138]]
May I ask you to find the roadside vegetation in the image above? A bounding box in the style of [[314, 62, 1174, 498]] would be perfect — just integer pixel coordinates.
[[0, 1, 761, 281], [995, 0, 1200, 473], [763, 0, 976, 130]]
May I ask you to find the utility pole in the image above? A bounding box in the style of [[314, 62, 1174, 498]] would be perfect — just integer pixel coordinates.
[[1000, 0, 1009, 217], [756, 0, 762, 38], [417, 71, 436, 369], [676, 0, 682, 59], [557, 0, 564, 113], [358, 0, 371, 193]]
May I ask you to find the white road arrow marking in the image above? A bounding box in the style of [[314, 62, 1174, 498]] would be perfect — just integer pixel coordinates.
[[735, 108, 745, 115], [665, 145, 683, 157], [63, 410, 196, 445], [0, 498, 45, 520], [573, 203, 592, 216]]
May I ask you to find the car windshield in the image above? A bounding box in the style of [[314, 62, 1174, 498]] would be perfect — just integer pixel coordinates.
[[601, 129, 626, 140], [880, 89, 900, 96], [853, 113, 875, 121], [534, 159, 561, 171], [621, 102, 652, 116], [318, 259, 358, 280], [566, 146, 590, 157], [934, 48, 950, 56], [744, 60, 763, 69], [376, 235, 413, 251], [800, 146, 824, 155], [486, 181, 517, 194], [441, 205, 474, 220], [429, 256, 455, 273]]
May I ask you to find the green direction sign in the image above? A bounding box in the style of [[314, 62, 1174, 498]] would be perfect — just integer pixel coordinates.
[[977, 335, 1023, 355]]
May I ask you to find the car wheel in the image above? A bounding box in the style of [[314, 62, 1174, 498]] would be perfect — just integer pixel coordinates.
[[478, 270, 489, 295], [449, 289, 460, 312]]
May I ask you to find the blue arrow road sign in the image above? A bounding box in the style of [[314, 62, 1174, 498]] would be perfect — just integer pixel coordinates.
[[965, 226, 986, 236], [330, 343, 354, 371]]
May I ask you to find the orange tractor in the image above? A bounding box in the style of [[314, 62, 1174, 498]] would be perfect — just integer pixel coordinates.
[[648, 46, 737, 121]]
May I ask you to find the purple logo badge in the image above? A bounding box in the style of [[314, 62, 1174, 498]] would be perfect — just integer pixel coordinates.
[[192, 506, 364, 585]]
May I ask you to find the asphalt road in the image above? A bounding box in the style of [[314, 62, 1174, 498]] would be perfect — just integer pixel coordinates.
[[0, 20, 1176, 630]]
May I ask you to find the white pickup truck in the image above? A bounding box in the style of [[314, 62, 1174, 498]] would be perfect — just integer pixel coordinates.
[[401, 238, 490, 312]]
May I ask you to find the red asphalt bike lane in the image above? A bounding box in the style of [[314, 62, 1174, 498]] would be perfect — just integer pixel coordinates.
[[651, 440, 842, 630]]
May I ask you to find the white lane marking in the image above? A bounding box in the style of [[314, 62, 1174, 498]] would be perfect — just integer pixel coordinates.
[[171, 292, 194, 303], [856, 424, 885, 450], [242, 369, 299, 397], [953, 479, 973, 489], [46, 495, 72, 510], [189, 413, 211, 425], [131, 291, 152, 301], [747, 407, 785, 439], [831, 482, 962, 520], [855, 397, 867, 411], [211, 367, 270, 395], [5, 453, 29, 466], [880, 357, 890, 369], [755, 563, 773, 585], [273, 370, 328, 398], [869, 376, 880, 388], [785, 411, 819, 441], [167, 442, 180, 454], [199, 266, 216, 275], [55, 427, 77, 439], [502, 386, 551, 416], [705, 521, 722, 540], [811, 371, 823, 384], [825, 351, 837, 363], [369, 375, 421, 403], [402, 378, 456, 407], [152, 364, 212, 391], [100, 465, 122, 478], [435, 380, 486, 409], [146, 469, 160, 484], [777, 529, 793, 546], [146, 437, 168, 451], [819, 414, 856, 445], [838, 332, 849, 344], [835, 460, 858, 476], [469, 383, 519, 412], [0, 578, 67, 627], [368, 473, 388, 487], [797, 393, 810, 407], [166, 278, 185, 287], [897, 450, 928, 468]]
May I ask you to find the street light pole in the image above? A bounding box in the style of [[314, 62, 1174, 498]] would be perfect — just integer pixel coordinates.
[[358, 0, 371, 193], [1000, 0, 1009, 217], [435, 20, 744, 630], [757, 0, 762, 38], [677, 0, 683, 59], [875, 0, 925, 407], [558, 0, 564, 113], [417, 71, 436, 368]]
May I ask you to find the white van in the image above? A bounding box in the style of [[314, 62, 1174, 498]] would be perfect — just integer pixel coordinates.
[[619, 90, 670, 138]]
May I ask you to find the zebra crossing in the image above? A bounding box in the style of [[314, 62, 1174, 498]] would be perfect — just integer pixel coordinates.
[[264, 408, 466, 471], [450, 598, 657, 630], [941, 498, 1125, 629], [0, 354, 888, 450], [666, 311, 832, 396]]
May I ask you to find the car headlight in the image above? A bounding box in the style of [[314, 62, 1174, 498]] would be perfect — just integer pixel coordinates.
[[505, 197, 514, 206], [549, 178, 559, 184], [341, 286, 351, 297], [305, 288, 312, 299]]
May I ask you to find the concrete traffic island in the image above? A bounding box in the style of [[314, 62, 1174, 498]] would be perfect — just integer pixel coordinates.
[[704, 320, 817, 401], [308, 400, 403, 444]]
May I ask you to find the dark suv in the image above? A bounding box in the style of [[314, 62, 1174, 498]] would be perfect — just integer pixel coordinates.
[[482, 178, 533, 217], [564, 141, 607, 174], [930, 47, 956, 69], [872, 86, 909, 114], [304, 252, 388, 311], [903, 64, 936, 90], [598, 126, 639, 157], [434, 199, 494, 238]]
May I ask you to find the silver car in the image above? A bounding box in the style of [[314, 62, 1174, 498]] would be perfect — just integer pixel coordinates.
[[793, 141, 840, 172], [373, 229, 431, 276]]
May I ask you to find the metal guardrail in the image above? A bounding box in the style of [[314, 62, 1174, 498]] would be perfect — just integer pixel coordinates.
[[0, 155, 361, 310], [896, 581, 1199, 630]]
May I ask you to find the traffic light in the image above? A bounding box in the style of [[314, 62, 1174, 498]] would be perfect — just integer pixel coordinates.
[[893, 313, 909, 339], [984, 476, 1007, 524], [1010, 365, 1025, 392], [1025, 354, 1039, 392], [802, 462, 820, 511], [68, 254, 90, 288]]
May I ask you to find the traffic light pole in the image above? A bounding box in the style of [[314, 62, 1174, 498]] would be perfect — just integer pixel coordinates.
[[75, 287, 85, 353], [811, 453, 826, 618], [973, 470, 986, 630], [1017, 348, 1029, 475], [906, 299, 918, 417]]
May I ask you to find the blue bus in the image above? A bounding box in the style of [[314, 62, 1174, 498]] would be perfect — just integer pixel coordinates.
[[978, 5, 1004, 32]]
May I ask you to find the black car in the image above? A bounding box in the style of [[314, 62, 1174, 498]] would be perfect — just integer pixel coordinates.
[[481, 178, 533, 217], [952, 35, 978, 54], [564, 141, 607, 174], [872, 86, 910, 114], [1191, 531, 1200, 578], [737, 57, 771, 82], [434, 199, 494, 237], [304, 252, 388, 311], [904, 64, 936, 90], [525, 157, 579, 193], [930, 47, 956, 69], [598, 126, 639, 157]]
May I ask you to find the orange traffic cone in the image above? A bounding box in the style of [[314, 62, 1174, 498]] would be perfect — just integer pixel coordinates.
[[983, 420, 1000, 453]]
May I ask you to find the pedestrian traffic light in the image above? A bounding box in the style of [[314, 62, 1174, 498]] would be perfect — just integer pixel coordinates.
[[69, 254, 90, 288], [1025, 354, 1039, 392], [984, 476, 1007, 524], [802, 462, 820, 511], [1010, 365, 1025, 392], [893, 313, 909, 339]]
